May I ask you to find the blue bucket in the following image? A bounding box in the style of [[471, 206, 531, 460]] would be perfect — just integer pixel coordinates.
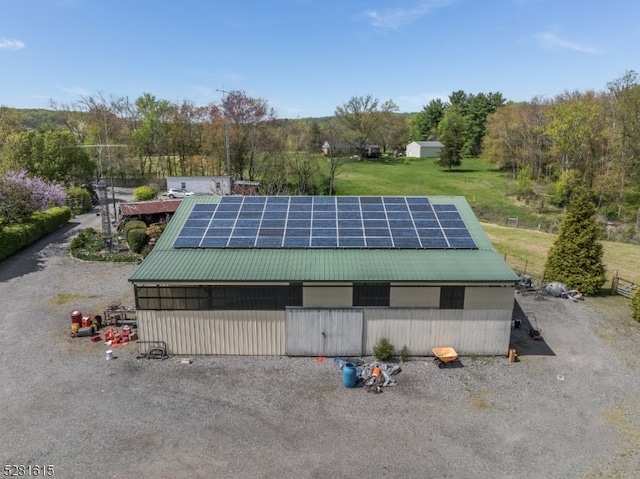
[[342, 362, 357, 388]]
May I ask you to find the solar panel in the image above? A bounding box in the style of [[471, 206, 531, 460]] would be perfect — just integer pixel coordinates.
[[173, 196, 478, 250]]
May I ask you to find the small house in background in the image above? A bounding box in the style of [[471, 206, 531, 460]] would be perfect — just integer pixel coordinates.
[[322, 141, 381, 158], [118, 199, 182, 229], [406, 141, 444, 158], [232, 180, 260, 196], [166, 176, 232, 195]]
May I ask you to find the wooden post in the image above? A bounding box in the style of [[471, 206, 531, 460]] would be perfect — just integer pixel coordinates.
[[611, 270, 619, 296], [508, 348, 517, 363]]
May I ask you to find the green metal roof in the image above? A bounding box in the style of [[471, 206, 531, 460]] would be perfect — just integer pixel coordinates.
[[128, 196, 519, 284]]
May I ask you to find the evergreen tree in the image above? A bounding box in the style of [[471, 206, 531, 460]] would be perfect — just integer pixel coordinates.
[[631, 287, 640, 322], [543, 187, 606, 295]]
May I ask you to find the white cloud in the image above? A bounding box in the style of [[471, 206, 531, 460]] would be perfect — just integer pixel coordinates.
[[364, 0, 453, 29], [0, 38, 25, 50], [56, 84, 92, 97], [534, 32, 601, 54]]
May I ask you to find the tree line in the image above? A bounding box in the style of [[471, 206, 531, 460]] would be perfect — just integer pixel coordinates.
[[1, 70, 639, 225], [481, 71, 640, 225]]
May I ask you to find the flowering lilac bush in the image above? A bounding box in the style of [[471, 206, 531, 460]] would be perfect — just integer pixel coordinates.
[[4, 170, 67, 210], [0, 171, 67, 223]]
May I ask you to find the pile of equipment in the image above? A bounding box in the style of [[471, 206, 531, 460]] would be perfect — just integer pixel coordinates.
[[70, 310, 101, 338]]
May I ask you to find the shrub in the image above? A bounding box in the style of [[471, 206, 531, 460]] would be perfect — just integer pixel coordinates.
[[123, 220, 147, 236], [4, 170, 67, 211], [127, 228, 149, 254], [70, 227, 140, 262], [0, 178, 34, 222], [400, 345, 410, 362], [146, 223, 166, 240], [66, 187, 92, 214], [0, 206, 71, 260], [70, 227, 104, 252], [134, 185, 157, 201], [631, 288, 640, 322], [373, 337, 395, 361]]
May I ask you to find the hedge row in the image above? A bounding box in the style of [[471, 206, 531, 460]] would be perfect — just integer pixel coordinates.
[[0, 207, 72, 261]]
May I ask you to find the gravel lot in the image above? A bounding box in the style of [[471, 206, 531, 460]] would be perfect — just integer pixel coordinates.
[[2, 191, 640, 478]]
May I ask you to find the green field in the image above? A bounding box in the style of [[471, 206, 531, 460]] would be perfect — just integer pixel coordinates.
[[333, 156, 640, 287]]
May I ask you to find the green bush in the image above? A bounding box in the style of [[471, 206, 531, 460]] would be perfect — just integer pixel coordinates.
[[70, 227, 140, 262], [146, 223, 166, 240], [373, 337, 395, 361], [400, 345, 410, 362], [0, 207, 72, 260], [123, 220, 147, 236], [133, 185, 157, 201], [70, 227, 104, 252], [66, 187, 92, 214], [127, 228, 149, 254]]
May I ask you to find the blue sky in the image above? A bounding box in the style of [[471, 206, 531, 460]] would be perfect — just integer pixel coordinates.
[[1, 0, 638, 118]]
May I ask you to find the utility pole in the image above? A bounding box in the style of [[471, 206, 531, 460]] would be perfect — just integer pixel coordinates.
[[216, 88, 232, 177], [79, 144, 127, 250]]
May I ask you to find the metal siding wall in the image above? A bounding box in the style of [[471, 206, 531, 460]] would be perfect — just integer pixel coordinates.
[[363, 308, 512, 355], [286, 309, 363, 356], [137, 310, 285, 355]]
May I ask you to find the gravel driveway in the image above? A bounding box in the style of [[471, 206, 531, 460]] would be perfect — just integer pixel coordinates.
[[1, 192, 640, 478]]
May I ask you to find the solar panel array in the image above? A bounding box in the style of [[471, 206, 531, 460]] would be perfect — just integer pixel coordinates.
[[173, 196, 477, 249]]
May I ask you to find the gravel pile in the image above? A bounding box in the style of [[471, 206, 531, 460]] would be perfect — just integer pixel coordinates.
[[1, 198, 640, 478]]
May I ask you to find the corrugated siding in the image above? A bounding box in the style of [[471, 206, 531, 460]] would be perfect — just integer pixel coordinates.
[[286, 309, 363, 356], [363, 308, 512, 356], [137, 310, 285, 355]]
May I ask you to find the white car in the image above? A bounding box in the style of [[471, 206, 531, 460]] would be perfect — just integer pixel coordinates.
[[167, 188, 195, 199]]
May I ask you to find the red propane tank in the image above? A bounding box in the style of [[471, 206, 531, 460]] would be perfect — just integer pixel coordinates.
[[70, 310, 82, 327]]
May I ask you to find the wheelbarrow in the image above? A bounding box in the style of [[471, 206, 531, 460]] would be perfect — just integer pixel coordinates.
[[432, 347, 460, 369]]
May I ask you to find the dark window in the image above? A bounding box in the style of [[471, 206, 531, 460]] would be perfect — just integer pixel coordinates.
[[135, 284, 303, 311], [353, 283, 390, 307], [440, 286, 465, 309]]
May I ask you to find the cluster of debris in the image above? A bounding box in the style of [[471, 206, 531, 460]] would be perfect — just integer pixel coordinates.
[[336, 357, 401, 394], [70, 306, 138, 346], [70, 310, 101, 339], [104, 325, 137, 346], [544, 282, 583, 301], [516, 276, 584, 301]]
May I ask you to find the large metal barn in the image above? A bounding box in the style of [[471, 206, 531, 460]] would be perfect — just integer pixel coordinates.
[[128, 195, 519, 356]]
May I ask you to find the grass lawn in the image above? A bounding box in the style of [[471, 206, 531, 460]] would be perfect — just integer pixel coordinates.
[[334, 156, 562, 229], [483, 223, 640, 286], [333, 154, 640, 290]]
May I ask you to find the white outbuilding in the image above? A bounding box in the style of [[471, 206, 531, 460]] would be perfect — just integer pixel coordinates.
[[406, 141, 444, 158]]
